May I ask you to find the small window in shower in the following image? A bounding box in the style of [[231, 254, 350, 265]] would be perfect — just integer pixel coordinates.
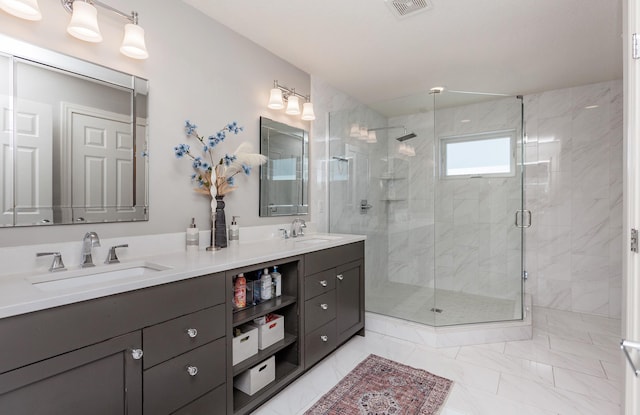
[[440, 130, 516, 178]]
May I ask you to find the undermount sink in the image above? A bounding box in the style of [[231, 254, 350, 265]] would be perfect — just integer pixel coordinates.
[[294, 235, 343, 245], [29, 261, 171, 292]]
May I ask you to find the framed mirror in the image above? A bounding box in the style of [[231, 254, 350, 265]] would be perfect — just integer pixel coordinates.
[[259, 117, 308, 216], [0, 35, 149, 227]]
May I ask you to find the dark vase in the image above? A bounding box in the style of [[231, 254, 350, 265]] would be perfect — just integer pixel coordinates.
[[213, 195, 227, 248]]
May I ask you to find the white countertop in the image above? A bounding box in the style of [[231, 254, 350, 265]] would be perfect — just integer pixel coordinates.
[[0, 233, 365, 320]]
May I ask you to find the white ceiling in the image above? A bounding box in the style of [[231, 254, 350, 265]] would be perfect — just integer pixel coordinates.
[[184, 0, 623, 116]]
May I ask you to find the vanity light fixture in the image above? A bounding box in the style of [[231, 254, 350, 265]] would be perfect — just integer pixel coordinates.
[[62, 0, 148, 59], [267, 80, 315, 121], [0, 0, 42, 20]]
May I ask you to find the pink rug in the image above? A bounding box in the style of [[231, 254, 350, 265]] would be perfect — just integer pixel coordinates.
[[304, 354, 453, 415]]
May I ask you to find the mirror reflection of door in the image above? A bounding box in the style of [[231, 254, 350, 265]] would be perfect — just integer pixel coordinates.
[[1, 96, 54, 227], [65, 104, 134, 223]]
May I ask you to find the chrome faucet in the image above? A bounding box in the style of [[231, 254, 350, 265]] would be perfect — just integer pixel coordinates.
[[81, 231, 101, 268], [291, 218, 306, 238]]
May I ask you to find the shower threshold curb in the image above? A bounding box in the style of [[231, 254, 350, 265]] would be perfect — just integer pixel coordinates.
[[365, 295, 532, 348]]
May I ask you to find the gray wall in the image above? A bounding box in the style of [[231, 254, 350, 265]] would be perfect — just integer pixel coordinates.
[[0, 0, 311, 247]]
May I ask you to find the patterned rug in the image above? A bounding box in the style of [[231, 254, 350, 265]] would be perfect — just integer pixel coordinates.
[[304, 354, 453, 415]]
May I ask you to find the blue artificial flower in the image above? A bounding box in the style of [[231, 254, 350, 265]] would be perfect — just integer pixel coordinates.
[[200, 162, 211, 171], [242, 163, 251, 175], [216, 131, 226, 141], [226, 176, 235, 186], [141, 150, 149, 158], [202, 145, 209, 152], [208, 136, 220, 148], [191, 173, 197, 180], [223, 154, 237, 166], [185, 120, 197, 135], [192, 156, 202, 169], [174, 144, 189, 158]]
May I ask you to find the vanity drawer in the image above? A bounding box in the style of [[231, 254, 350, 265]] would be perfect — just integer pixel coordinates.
[[144, 337, 225, 415], [304, 319, 337, 369], [305, 269, 336, 300], [304, 290, 336, 333], [143, 304, 225, 369], [304, 241, 364, 276], [171, 382, 226, 415]]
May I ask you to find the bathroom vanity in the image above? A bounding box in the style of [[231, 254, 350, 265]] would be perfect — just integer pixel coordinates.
[[0, 235, 364, 415]]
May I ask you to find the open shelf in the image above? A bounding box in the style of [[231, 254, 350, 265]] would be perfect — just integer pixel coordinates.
[[232, 295, 296, 327], [233, 360, 300, 414], [232, 333, 297, 376]]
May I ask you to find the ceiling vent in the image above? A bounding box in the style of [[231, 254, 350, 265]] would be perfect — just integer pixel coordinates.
[[385, 0, 433, 19]]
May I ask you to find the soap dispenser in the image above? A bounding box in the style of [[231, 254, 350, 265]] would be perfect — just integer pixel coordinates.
[[229, 216, 240, 245], [186, 218, 199, 252]]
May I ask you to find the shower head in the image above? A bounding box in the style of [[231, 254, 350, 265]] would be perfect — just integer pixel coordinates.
[[368, 125, 417, 142], [396, 132, 417, 142]]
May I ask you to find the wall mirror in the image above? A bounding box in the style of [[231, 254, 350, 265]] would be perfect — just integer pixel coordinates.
[[0, 35, 149, 227], [259, 117, 308, 216]]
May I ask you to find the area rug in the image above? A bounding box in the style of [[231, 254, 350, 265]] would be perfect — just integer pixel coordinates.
[[304, 354, 453, 415]]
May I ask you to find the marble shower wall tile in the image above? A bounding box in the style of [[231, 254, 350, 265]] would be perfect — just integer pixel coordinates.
[[526, 80, 623, 318]]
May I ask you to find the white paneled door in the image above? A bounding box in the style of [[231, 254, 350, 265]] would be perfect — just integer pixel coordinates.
[[69, 107, 134, 223], [0, 96, 53, 226]]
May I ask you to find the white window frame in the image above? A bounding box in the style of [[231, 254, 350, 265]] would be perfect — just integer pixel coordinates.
[[439, 129, 516, 179]]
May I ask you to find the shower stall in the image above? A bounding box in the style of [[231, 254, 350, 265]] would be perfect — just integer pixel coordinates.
[[328, 91, 525, 327]]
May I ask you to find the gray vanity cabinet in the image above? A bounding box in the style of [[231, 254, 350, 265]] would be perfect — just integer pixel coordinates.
[[0, 331, 142, 415], [0, 273, 227, 415], [303, 241, 364, 368]]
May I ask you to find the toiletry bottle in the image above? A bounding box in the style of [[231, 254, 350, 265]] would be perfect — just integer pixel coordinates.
[[261, 268, 272, 300], [253, 271, 262, 304], [233, 273, 246, 309], [271, 266, 282, 297], [229, 216, 240, 245], [186, 218, 199, 252]]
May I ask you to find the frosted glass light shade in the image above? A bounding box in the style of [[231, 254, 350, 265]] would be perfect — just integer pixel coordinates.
[[120, 23, 148, 59], [349, 123, 360, 137], [286, 95, 300, 115], [268, 88, 284, 109], [0, 0, 41, 20], [67, 1, 102, 43], [367, 130, 377, 143], [359, 126, 368, 140], [301, 102, 315, 120]]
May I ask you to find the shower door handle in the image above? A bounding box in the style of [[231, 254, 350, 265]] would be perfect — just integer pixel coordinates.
[[360, 200, 373, 214], [515, 210, 532, 228]]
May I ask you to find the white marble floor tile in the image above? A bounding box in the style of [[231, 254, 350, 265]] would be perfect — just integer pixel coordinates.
[[497, 373, 620, 415], [504, 336, 607, 377], [456, 345, 555, 385], [549, 336, 620, 363], [250, 307, 623, 415], [553, 367, 621, 404]]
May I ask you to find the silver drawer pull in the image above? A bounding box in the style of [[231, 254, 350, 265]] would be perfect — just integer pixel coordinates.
[[320, 280, 328, 287], [336, 274, 344, 281], [131, 349, 144, 360], [186, 328, 198, 338], [186, 365, 199, 376], [320, 303, 328, 310], [320, 335, 328, 342]]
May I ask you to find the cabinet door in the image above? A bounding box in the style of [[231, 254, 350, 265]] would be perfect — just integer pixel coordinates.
[[0, 331, 142, 415], [336, 260, 364, 344]]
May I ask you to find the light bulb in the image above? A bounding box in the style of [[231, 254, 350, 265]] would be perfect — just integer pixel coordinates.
[[268, 88, 284, 109], [120, 23, 148, 59], [286, 95, 300, 115], [67, 1, 102, 43], [301, 102, 315, 120], [0, 0, 41, 20]]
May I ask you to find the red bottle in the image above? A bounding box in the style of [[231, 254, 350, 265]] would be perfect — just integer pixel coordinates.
[[234, 273, 246, 309]]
